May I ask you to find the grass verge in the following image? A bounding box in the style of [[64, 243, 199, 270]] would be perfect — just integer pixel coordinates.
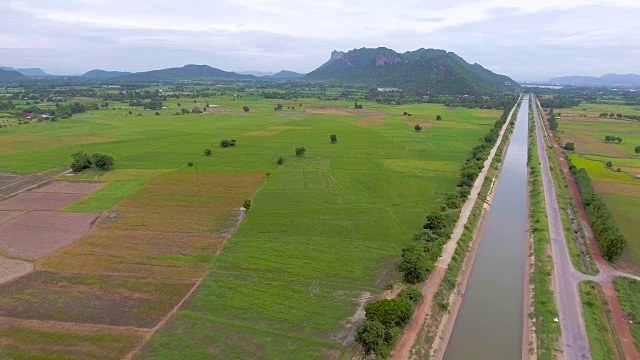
[[579, 281, 622, 359], [530, 101, 561, 359]]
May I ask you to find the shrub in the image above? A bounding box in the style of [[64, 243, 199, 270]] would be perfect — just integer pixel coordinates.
[[295, 146, 306, 157], [90, 153, 115, 170], [364, 299, 413, 328], [399, 244, 428, 283], [243, 106, 249, 112], [220, 139, 231, 148], [277, 156, 284, 165], [243, 199, 252, 209], [436, 114, 442, 120], [204, 148, 212, 156], [414, 124, 422, 132], [187, 161, 194, 167], [70, 151, 91, 172], [330, 134, 338, 143], [564, 142, 575, 151], [355, 320, 385, 354]]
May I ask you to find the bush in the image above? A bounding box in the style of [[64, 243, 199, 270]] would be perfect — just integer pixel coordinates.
[[220, 139, 231, 148], [564, 142, 575, 151], [187, 161, 194, 167], [243, 199, 252, 209], [277, 156, 284, 165], [295, 146, 306, 157], [204, 148, 212, 156], [355, 320, 385, 354], [436, 114, 442, 120], [70, 151, 91, 172], [90, 153, 115, 170], [414, 124, 422, 132], [243, 106, 249, 112], [364, 299, 413, 328], [399, 244, 429, 283], [330, 134, 338, 143]]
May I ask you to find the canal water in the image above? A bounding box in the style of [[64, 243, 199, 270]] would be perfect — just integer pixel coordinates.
[[444, 95, 530, 360]]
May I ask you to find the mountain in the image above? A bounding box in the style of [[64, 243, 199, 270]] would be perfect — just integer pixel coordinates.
[[550, 74, 640, 86], [272, 70, 304, 79], [0, 66, 50, 77], [82, 69, 132, 79], [114, 64, 256, 81], [239, 71, 275, 77], [0, 68, 27, 81], [305, 47, 519, 95]]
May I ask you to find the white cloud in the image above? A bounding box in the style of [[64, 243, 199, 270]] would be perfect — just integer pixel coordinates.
[[1, 0, 639, 78]]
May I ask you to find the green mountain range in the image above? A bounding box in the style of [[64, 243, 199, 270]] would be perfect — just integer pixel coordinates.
[[0, 68, 27, 81], [81, 69, 132, 79], [113, 64, 255, 81], [305, 47, 519, 95]]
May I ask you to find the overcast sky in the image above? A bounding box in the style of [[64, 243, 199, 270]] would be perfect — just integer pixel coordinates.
[[2, 0, 639, 80]]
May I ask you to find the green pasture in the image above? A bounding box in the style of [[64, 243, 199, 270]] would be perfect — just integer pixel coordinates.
[[0, 98, 499, 358]]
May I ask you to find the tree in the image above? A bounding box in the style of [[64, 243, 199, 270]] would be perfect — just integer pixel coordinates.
[[609, 113, 615, 118], [599, 112, 609, 117], [635, 146, 640, 155], [330, 134, 338, 144], [70, 151, 91, 172], [295, 146, 306, 157], [220, 139, 231, 148], [243, 106, 250, 112], [364, 299, 413, 328], [243, 199, 252, 209], [355, 320, 385, 354], [414, 124, 422, 132], [187, 161, 194, 167], [155, 111, 160, 116], [90, 153, 115, 170], [606, 161, 613, 169], [399, 244, 428, 283], [436, 115, 442, 121], [275, 104, 283, 111], [177, 102, 181, 107], [277, 156, 284, 165], [564, 142, 576, 151], [204, 148, 212, 156], [128, 110, 132, 115], [605, 135, 612, 143], [192, 106, 202, 114], [403, 111, 408, 116], [616, 113, 623, 118]]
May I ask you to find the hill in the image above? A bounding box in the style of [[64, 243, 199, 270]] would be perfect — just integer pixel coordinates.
[[272, 70, 304, 79], [0, 69, 27, 81], [113, 64, 256, 81], [82, 69, 132, 79], [550, 74, 640, 86], [0, 66, 50, 77], [305, 47, 519, 95]]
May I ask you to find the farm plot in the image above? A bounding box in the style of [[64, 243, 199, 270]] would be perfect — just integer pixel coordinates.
[[559, 104, 640, 272], [139, 107, 497, 359], [43, 170, 265, 280]]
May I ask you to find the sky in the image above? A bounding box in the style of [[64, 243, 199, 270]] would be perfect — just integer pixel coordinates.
[[1, 0, 640, 80]]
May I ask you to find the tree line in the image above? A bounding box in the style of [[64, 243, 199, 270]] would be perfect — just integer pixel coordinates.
[[569, 162, 627, 261]]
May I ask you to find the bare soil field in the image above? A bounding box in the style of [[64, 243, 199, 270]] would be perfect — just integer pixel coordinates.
[[0, 211, 98, 259], [0, 192, 85, 210], [304, 108, 355, 116], [355, 114, 386, 125], [0, 256, 32, 284], [33, 181, 104, 194], [593, 180, 640, 197], [0, 210, 24, 224], [0, 173, 23, 187], [0, 271, 193, 328], [562, 133, 630, 157]]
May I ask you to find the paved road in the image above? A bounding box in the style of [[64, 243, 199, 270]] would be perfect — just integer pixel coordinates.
[[532, 98, 592, 360]]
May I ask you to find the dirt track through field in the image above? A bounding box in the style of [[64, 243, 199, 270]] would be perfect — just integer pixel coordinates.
[[390, 97, 520, 360]]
